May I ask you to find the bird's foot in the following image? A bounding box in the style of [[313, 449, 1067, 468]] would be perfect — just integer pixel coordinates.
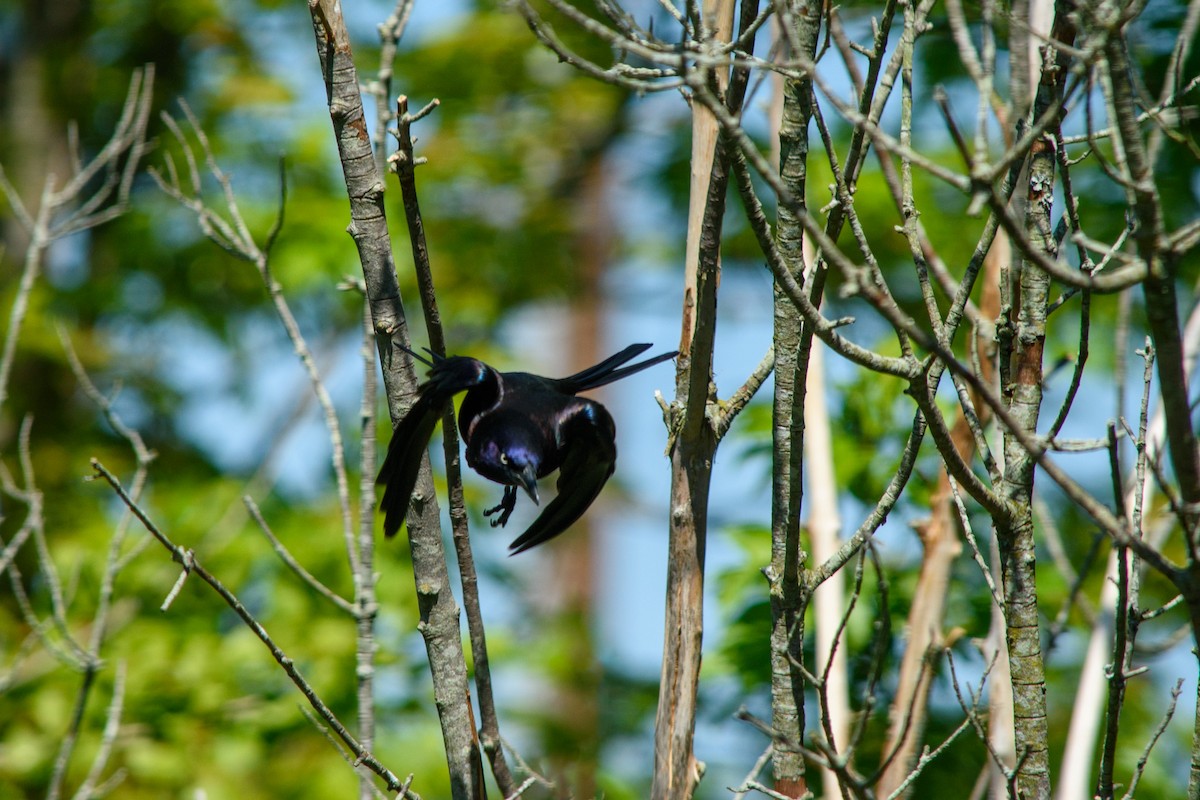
[[484, 485, 518, 528]]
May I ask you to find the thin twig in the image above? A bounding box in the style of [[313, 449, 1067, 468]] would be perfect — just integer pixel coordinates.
[[1122, 678, 1184, 800], [151, 109, 361, 580], [299, 706, 412, 800], [730, 744, 775, 799], [244, 496, 357, 615], [70, 662, 127, 800], [393, 94, 503, 797], [89, 460, 410, 795], [716, 346, 774, 438], [0, 69, 153, 416]]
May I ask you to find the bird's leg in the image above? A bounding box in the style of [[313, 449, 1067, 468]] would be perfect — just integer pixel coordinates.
[[483, 485, 518, 528]]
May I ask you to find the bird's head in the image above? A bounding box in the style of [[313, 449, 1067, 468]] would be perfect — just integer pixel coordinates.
[[479, 439, 540, 505]]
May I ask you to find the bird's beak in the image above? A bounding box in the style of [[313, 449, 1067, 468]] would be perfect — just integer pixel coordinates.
[[517, 464, 540, 505]]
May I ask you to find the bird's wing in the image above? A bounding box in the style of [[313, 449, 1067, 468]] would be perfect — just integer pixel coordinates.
[[508, 399, 616, 554], [378, 356, 496, 537], [553, 343, 677, 394]]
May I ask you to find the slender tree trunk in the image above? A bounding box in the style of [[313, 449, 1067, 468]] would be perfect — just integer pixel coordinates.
[[305, 5, 483, 798], [993, 6, 1078, 797], [995, 164, 1052, 800], [994, 67, 1057, 800], [768, 3, 822, 794], [651, 4, 734, 796]]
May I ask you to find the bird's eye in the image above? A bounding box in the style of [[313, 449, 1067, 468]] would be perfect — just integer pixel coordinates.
[[499, 453, 509, 465]]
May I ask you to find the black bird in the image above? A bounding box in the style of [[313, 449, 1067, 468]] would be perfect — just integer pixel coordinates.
[[377, 343, 677, 553]]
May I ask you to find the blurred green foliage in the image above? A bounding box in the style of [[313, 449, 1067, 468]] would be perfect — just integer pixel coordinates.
[[0, 0, 640, 796], [2, 0, 1199, 798]]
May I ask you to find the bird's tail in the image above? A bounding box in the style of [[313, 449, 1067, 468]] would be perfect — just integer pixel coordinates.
[[555, 343, 678, 394]]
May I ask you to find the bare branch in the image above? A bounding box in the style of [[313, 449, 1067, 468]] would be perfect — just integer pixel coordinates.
[[0, 69, 154, 416], [1122, 679, 1185, 800], [392, 93, 510, 796], [715, 346, 774, 438], [244, 495, 357, 616], [152, 104, 361, 591], [89, 460, 412, 795]]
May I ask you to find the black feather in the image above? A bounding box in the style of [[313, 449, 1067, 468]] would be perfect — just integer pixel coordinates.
[[377, 344, 677, 552]]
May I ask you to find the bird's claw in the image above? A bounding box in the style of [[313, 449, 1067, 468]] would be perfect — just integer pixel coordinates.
[[484, 485, 518, 528]]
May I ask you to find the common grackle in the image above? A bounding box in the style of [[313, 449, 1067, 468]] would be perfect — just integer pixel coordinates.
[[377, 343, 677, 553]]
